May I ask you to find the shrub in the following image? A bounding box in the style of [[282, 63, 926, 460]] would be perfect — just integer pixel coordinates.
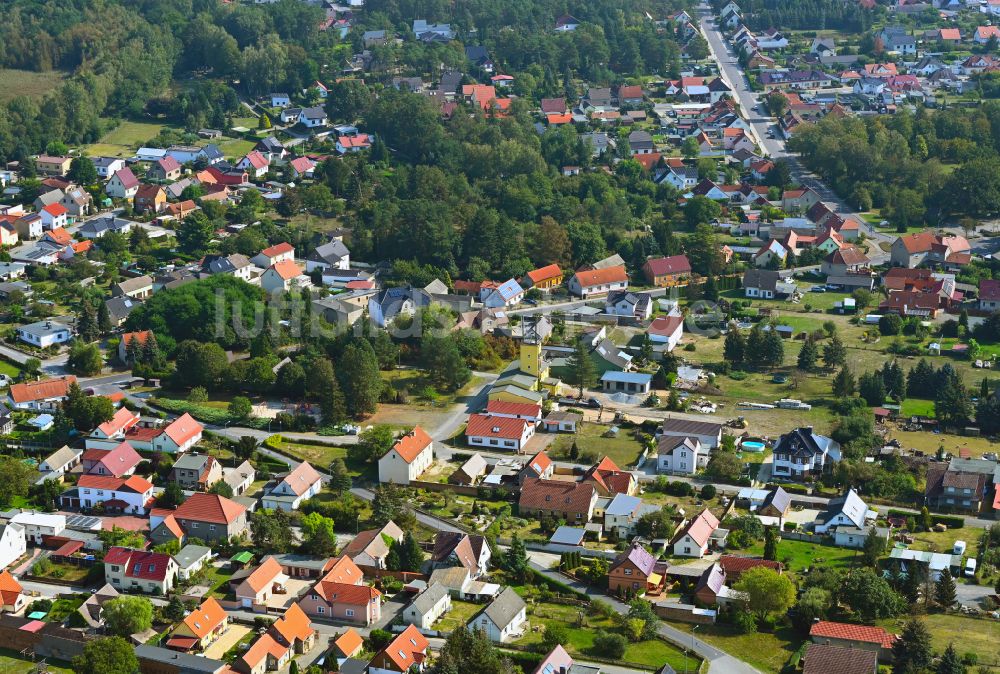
[[593, 633, 627, 659], [700, 484, 717, 500]]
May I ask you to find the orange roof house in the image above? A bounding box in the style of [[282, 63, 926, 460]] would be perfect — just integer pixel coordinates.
[[8, 375, 76, 409], [332, 627, 364, 658], [378, 427, 434, 486], [235, 557, 288, 607], [0, 571, 24, 612], [582, 456, 638, 496], [523, 263, 564, 290], [370, 625, 429, 673], [171, 597, 229, 650]]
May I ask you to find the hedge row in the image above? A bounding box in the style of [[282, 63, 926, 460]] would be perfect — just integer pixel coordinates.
[[888, 509, 964, 529]]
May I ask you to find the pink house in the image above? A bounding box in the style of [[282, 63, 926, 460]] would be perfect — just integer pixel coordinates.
[[81, 442, 142, 477]]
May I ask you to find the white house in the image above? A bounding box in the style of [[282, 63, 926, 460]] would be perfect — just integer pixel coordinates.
[[299, 106, 328, 128], [305, 240, 350, 273], [0, 523, 26, 571], [7, 376, 76, 411], [39, 204, 68, 230], [647, 314, 684, 351], [261, 462, 323, 510], [567, 266, 629, 297], [465, 414, 535, 452], [603, 494, 644, 539], [402, 582, 451, 629], [106, 168, 140, 199], [605, 291, 652, 320], [88, 407, 141, 446], [771, 426, 841, 481], [92, 157, 126, 179], [270, 93, 291, 108], [481, 279, 524, 309], [251, 242, 295, 269], [236, 151, 269, 179], [39, 445, 83, 475], [378, 426, 434, 485], [16, 320, 73, 348], [672, 509, 722, 558], [261, 260, 311, 294], [153, 414, 203, 454], [470, 587, 526, 642], [833, 524, 890, 550], [813, 489, 874, 535], [70, 475, 155, 515], [657, 436, 705, 475], [10, 512, 65, 544]]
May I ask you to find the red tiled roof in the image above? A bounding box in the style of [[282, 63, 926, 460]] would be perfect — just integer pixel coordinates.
[[181, 597, 227, 639], [525, 451, 552, 475], [105, 547, 174, 581], [242, 151, 269, 170], [278, 461, 322, 495], [0, 570, 22, 607], [9, 376, 76, 404], [242, 557, 285, 593], [163, 413, 202, 447], [42, 203, 67, 217], [379, 625, 428, 672], [270, 259, 304, 280], [174, 492, 246, 525], [648, 314, 684, 337], [466, 414, 530, 440], [78, 474, 153, 493], [272, 603, 314, 645], [260, 242, 294, 258], [518, 478, 595, 515], [644, 255, 691, 277], [96, 407, 140, 437], [315, 580, 381, 605], [809, 621, 896, 649], [573, 266, 628, 288], [675, 508, 720, 547], [485, 400, 541, 418], [389, 426, 433, 463], [980, 279, 1000, 303], [112, 168, 140, 189], [526, 264, 562, 284], [719, 555, 782, 579]]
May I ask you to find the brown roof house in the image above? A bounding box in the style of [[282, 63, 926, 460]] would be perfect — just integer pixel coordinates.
[[518, 478, 598, 524], [150, 492, 249, 544], [170, 454, 223, 491], [802, 643, 877, 674], [341, 521, 404, 572], [430, 532, 492, 578], [608, 541, 663, 596]]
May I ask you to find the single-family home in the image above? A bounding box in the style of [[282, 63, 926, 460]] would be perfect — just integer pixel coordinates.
[[647, 314, 684, 351], [450, 453, 489, 486], [76, 583, 119, 628], [378, 426, 434, 485], [402, 582, 451, 629], [540, 412, 579, 434], [603, 493, 647, 539], [261, 259, 311, 294], [431, 532, 492, 578], [81, 442, 142, 476], [813, 489, 873, 534], [470, 587, 526, 642], [78, 215, 133, 239], [757, 487, 791, 520], [262, 461, 323, 511], [171, 454, 223, 491], [251, 242, 295, 269], [605, 291, 652, 320], [518, 479, 598, 523], [978, 279, 1000, 313], [742, 268, 781, 299], [369, 625, 428, 674], [7, 375, 76, 411], [16, 320, 73, 348], [582, 456, 637, 497], [660, 418, 723, 449], [110, 275, 153, 299], [809, 621, 896, 662], [522, 264, 563, 291], [466, 413, 535, 452], [481, 279, 524, 308], [175, 544, 214, 581], [39, 445, 82, 475], [148, 156, 182, 182], [235, 557, 289, 609], [0, 523, 26, 571], [642, 255, 692, 287], [608, 541, 662, 595], [567, 265, 629, 297], [169, 597, 229, 652], [771, 426, 841, 481], [124, 413, 203, 454], [237, 151, 270, 179], [62, 474, 154, 514], [104, 547, 177, 594], [0, 570, 25, 613], [341, 521, 404, 572], [672, 509, 724, 558], [299, 558, 381, 625], [10, 512, 65, 545], [518, 451, 554, 483], [150, 492, 249, 544], [39, 203, 68, 230], [93, 157, 126, 179], [305, 240, 350, 273], [106, 168, 140, 199], [657, 436, 705, 475], [86, 407, 141, 448], [134, 184, 167, 214]]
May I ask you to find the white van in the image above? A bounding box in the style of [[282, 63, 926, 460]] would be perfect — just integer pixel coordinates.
[[965, 558, 977, 577], [953, 540, 967, 556]]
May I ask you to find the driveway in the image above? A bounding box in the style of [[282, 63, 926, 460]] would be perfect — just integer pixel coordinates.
[[203, 624, 252, 659]]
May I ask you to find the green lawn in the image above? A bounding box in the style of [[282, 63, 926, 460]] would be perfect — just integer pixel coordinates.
[[515, 601, 696, 672], [744, 538, 859, 580], [434, 599, 483, 633], [548, 422, 648, 468], [217, 138, 257, 160], [85, 120, 173, 157], [877, 613, 1000, 666], [46, 596, 86, 623], [265, 436, 346, 470], [899, 398, 935, 418], [0, 69, 66, 104], [0, 359, 22, 380], [0, 649, 72, 674], [668, 623, 801, 674]]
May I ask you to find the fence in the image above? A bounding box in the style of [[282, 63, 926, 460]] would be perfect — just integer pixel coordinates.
[[408, 479, 516, 497]]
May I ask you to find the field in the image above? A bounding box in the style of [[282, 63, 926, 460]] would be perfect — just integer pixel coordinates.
[[667, 623, 800, 674], [878, 613, 1000, 667], [0, 69, 66, 104], [514, 601, 696, 671], [85, 120, 172, 157], [265, 436, 346, 470], [745, 538, 860, 580], [548, 422, 648, 468], [434, 599, 483, 633]]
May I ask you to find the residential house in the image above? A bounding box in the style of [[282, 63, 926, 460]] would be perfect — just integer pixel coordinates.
[[10, 512, 65, 545], [809, 621, 896, 662], [262, 461, 323, 511], [60, 186, 92, 218], [150, 492, 249, 544], [431, 532, 492, 578], [813, 489, 874, 534], [567, 265, 629, 297], [466, 413, 535, 452], [974, 25, 1000, 45], [803, 644, 877, 674], [450, 453, 488, 486], [111, 275, 153, 299], [605, 290, 652, 320], [106, 168, 140, 199], [76, 583, 119, 628], [603, 494, 648, 539], [518, 451, 554, 483], [123, 413, 203, 453], [772, 427, 841, 481], [149, 157, 182, 182], [86, 407, 141, 449], [518, 479, 598, 523], [169, 597, 228, 652], [878, 26, 916, 54], [16, 320, 72, 349], [0, 571, 24, 613], [599, 371, 652, 394], [647, 314, 684, 351], [924, 457, 995, 514], [39, 203, 68, 230], [378, 426, 434, 485], [757, 487, 791, 520], [237, 603, 316, 674], [672, 509, 724, 558], [305, 240, 350, 273], [175, 545, 214, 581], [0, 523, 26, 571], [485, 399, 542, 424], [104, 547, 177, 594], [39, 445, 82, 475], [742, 268, 781, 299], [251, 242, 295, 269], [170, 454, 223, 490], [235, 557, 288, 608], [403, 582, 452, 629], [237, 152, 270, 180], [660, 418, 723, 449], [754, 240, 788, 268], [718, 556, 783, 583], [890, 231, 971, 268], [541, 412, 579, 434], [36, 155, 72, 176], [78, 215, 133, 239], [93, 157, 126, 179], [657, 436, 705, 475], [261, 259, 310, 294], [369, 625, 428, 674], [62, 474, 154, 514], [642, 255, 692, 287], [7, 375, 76, 411], [582, 456, 637, 497], [117, 329, 154, 364], [134, 185, 167, 214], [470, 587, 527, 642], [521, 264, 563, 291], [341, 521, 404, 572], [822, 247, 870, 277], [12, 214, 42, 241], [368, 286, 430, 327], [608, 541, 662, 595], [81, 442, 142, 476], [300, 558, 382, 625], [223, 460, 256, 496], [979, 279, 1000, 312]]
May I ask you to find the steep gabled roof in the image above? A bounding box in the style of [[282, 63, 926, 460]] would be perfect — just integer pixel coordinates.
[[174, 492, 246, 525], [387, 426, 433, 463]]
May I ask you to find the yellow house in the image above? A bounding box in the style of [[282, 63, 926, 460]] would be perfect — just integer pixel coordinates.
[[168, 596, 229, 651], [523, 264, 563, 291]]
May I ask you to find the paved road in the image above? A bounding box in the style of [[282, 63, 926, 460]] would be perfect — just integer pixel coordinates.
[[695, 5, 894, 264], [0, 343, 69, 375]]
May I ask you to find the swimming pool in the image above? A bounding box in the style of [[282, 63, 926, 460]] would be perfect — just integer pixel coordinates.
[[741, 441, 765, 452]]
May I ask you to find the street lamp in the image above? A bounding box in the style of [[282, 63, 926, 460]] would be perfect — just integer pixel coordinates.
[[686, 625, 699, 674]]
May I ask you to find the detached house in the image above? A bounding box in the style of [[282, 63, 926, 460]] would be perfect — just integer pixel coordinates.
[[106, 168, 140, 199], [171, 454, 224, 491], [149, 157, 182, 182], [471, 587, 527, 642], [300, 556, 381, 625], [342, 521, 404, 572], [237, 151, 270, 179], [772, 427, 841, 481], [261, 259, 311, 294], [369, 625, 428, 674], [104, 547, 177, 594], [82, 442, 142, 477], [672, 508, 725, 558], [582, 456, 637, 496], [890, 231, 971, 269], [466, 413, 535, 452], [378, 426, 434, 485], [8, 375, 76, 411], [519, 479, 598, 523], [522, 264, 563, 291], [262, 461, 323, 510], [252, 242, 295, 269], [124, 413, 203, 453], [657, 436, 705, 475], [608, 541, 662, 595], [86, 407, 141, 449], [642, 255, 692, 287], [63, 474, 154, 514], [431, 532, 492, 578], [150, 492, 249, 544], [169, 597, 229, 652], [567, 265, 629, 297], [813, 489, 875, 535]]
